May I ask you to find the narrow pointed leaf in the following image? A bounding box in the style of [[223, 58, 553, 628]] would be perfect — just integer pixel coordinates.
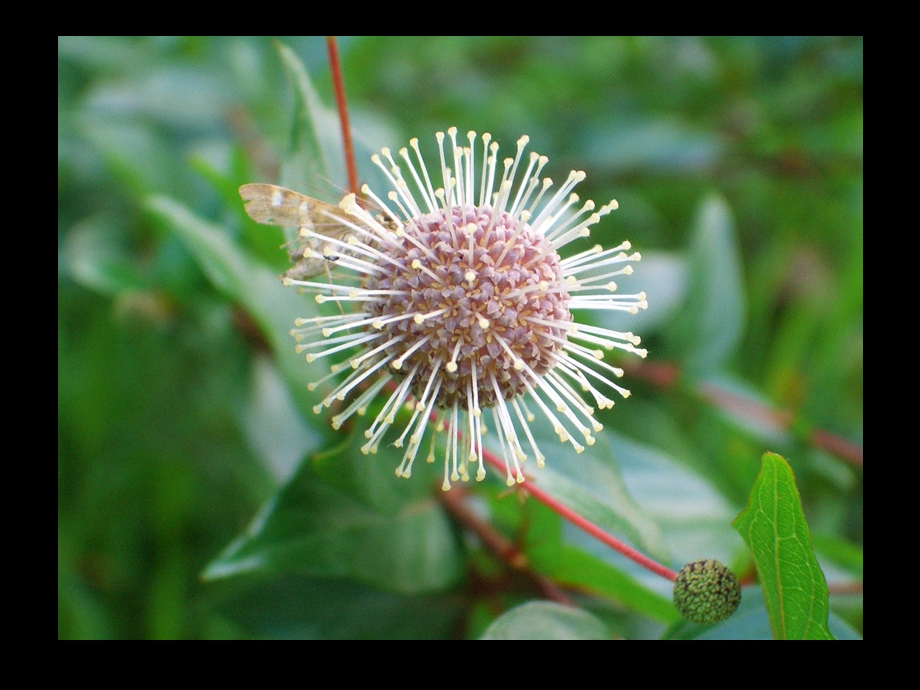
[[668, 193, 745, 373], [732, 452, 834, 639], [146, 195, 326, 418]]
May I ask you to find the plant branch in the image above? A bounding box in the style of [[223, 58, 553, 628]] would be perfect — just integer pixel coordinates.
[[479, 449, 679, 582], [325, 36, 358, 196], [623, 359, 863, 469], [437, 486, 576, 605]]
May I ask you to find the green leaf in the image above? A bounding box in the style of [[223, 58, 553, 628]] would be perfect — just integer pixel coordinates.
[[529, 425, 670, 564], [578, 118, 724, 174], [62, 214, 148, 296], [242, 355, 322, 484], [480, 601, 609, 640], [697, 372, 793, 447], [811, 533, 863, 578], [608, 430, 743, 568], [202, 431, 464, 594], [732, 452, 834, 639], [664, 586, 860, 640], [541, 546, 680, 624], [275, 42, 342, 203], [667, 193, 745, 374], [593, 250, 688, 337], [210, 574, 465, 640], [505, 491, 679, 623], [145, 195, 327, 419]]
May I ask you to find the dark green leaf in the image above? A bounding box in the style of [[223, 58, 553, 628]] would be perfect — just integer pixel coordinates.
[[732, 452, 834, 639], [202, 431, 463, 594], [211, 574, 464, 640]]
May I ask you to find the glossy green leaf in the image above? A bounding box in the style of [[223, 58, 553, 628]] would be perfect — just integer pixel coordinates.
[[202, 431, 463, 594], [668, 193, 745, 374], [480, 601, 609, 640], [609, 430, 743, 568], [732, 452, 834, 639], [528, 424, 669, 564]]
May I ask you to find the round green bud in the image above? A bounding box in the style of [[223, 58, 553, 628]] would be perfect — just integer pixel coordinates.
[[673, 559, 741, 625]]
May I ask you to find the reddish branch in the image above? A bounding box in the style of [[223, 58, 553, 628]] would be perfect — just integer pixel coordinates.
[[437, 487, 576, 605], [325, 37, 359, 196], [478, 451, 679, 582], [624, 360, 863, 469]]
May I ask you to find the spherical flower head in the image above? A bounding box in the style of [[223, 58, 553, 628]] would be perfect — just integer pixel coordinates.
[[673, 559, 742, 624], [286, 128, 648, 490]]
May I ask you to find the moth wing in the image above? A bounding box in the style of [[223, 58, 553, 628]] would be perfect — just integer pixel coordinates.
[[239, 183, 360, 279], [239, 183, 335, 227]]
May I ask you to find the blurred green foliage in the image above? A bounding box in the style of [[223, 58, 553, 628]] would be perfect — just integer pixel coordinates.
[[58, 36, 862, 639]]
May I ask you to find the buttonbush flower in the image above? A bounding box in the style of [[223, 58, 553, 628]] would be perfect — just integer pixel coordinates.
[[286, 129, 647, 490]]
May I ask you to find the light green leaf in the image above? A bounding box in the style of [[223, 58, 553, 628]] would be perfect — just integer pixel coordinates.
[[62, 214, 148, 296], [811, 533, 863, 578], [698, 372, 793, 446], [480, 601, 609, 640], [593, 250, 688, 337], [578, 119, 724, 174], [145, 195, 326, 418], [202, 432, 463, 594], [242, 355, 322, 485], [664, 586, 859, 640], [275, 42, 342, 204], [732, 452, 834, 639], [609, 430, 743, 570], [530, 425, 670, 564], [272, 42, 393, 206], [668, 193, 745, 374]]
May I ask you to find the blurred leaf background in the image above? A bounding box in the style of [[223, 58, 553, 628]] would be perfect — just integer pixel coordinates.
[[58, 36, 862, 639]]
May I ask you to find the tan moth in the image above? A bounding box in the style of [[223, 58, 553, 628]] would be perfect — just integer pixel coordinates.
[[239, 183, 358, 281]]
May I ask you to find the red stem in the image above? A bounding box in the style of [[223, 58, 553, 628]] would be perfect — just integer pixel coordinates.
[[479, 448, 678, 582], [325, 37, 359, 196]]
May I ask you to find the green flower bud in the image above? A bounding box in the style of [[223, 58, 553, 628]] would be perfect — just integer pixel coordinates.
[[673, 559, 741, 624]]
